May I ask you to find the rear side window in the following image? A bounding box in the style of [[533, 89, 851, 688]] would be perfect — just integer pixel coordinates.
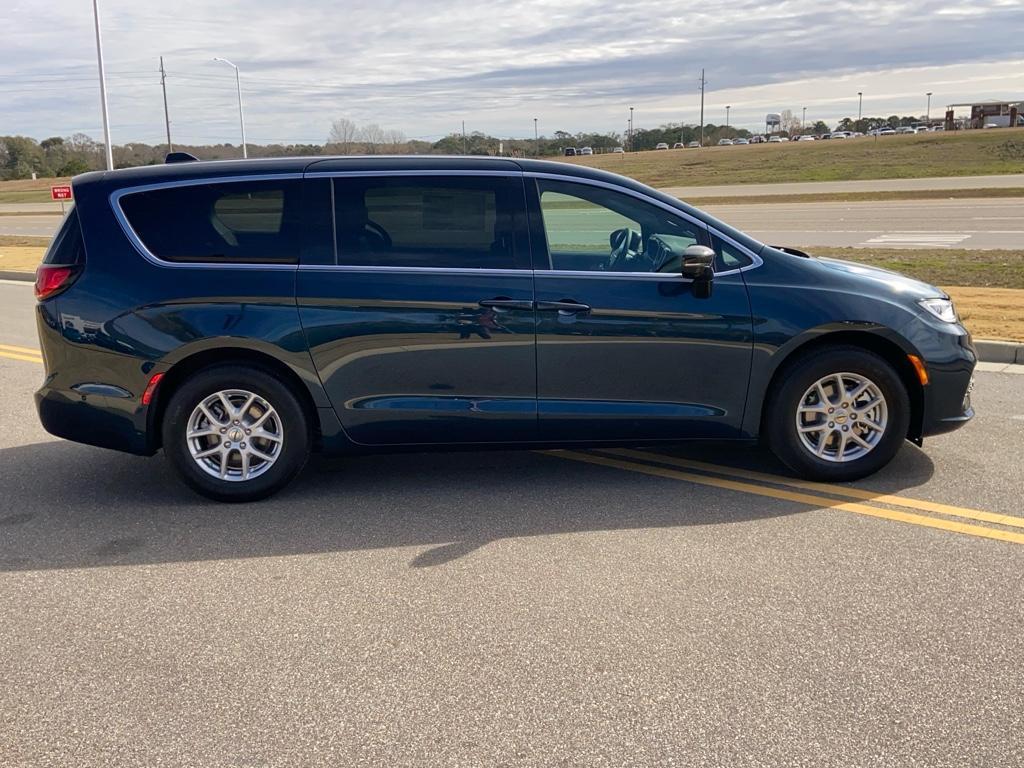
[[332, 176, 528, 270], [43, 206, 85, 265], [119, 179, 302, 264]]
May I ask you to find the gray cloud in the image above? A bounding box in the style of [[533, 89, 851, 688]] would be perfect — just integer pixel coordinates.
[[1, 0, 1022, 144]]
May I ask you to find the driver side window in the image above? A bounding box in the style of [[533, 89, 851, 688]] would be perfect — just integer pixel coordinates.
[[536, 179, 705, 273]]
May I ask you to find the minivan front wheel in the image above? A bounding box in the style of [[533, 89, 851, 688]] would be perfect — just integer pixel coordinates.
[[162, 365, 310, 502], [766, 347, 910, 482]]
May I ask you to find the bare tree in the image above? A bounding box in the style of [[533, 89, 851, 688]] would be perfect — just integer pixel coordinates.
[[327, 118, 358, 154]]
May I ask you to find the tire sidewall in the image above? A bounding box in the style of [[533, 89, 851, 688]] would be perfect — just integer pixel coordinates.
[[162, 365, 310, 502], [767, 347, 911, 482]]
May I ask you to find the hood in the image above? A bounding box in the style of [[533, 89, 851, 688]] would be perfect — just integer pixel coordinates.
[[815, 256, 945, 302]]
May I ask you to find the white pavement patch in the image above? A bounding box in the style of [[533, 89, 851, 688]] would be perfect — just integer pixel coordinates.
[[862, 233, 970, 248]]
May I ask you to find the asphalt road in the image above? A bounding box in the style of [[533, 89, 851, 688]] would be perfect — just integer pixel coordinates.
[[4, 194, 1024, 249], [1, 281, 1023, 766]]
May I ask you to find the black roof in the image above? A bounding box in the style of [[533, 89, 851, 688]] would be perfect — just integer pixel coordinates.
[[77, 154, 640, 189]]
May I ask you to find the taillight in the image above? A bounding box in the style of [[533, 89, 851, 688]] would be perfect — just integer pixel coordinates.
[[34, 265, 80, 300]]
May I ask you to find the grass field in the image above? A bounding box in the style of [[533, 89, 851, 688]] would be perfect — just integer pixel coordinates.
[[567, 129, 1024, 188], [0, 177, 72, 204]]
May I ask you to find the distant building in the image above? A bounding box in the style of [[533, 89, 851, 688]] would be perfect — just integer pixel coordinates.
[[944, 100, 1023, 129]]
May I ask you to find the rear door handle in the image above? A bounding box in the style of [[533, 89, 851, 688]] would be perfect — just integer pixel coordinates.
[[478, 297, 534, 311], [536, 300, 591, 315]]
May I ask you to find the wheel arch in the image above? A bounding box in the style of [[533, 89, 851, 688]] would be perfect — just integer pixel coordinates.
[[748, 328, 925, 442], [146, 345, 323, 452]]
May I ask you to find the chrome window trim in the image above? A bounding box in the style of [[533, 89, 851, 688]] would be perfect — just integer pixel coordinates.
[[109, 173, 304, 270], [297, 264, 531, 277], [525, 171, 764, 276]]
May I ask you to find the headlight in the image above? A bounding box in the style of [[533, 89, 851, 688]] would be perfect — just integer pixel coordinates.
[[919, 297, 958, 323]]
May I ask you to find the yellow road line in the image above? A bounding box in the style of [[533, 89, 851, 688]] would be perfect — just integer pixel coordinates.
[[547, 450, 1024, 547], [0, 342, 41, 356], [0, 349, 42, 364], [605, 448, 1024, 531]]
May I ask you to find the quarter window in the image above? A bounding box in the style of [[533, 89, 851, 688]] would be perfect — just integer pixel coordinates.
[[333, 176, 527, 270], [535, 179, 706, 273], [119, 179, 301, 264]]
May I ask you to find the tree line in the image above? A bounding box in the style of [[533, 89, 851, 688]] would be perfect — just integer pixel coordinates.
[[1, 113, 936, 180]]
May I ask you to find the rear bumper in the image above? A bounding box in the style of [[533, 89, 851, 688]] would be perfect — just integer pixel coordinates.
[[36, 386, 154, 456]]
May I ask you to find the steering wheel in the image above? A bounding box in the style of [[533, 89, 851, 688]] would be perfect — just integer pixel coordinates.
[[365, 220, 392, 249], [607, 227, 644, 271]]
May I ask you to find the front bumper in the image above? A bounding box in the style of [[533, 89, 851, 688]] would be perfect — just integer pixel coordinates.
[[918, 339, 976, 438]]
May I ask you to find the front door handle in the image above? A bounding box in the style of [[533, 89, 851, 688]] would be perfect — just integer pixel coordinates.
[[478, 297, 534, 311], [536, 300, 592, 315]]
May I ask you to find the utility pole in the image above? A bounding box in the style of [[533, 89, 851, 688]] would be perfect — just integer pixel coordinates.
[[802, 106, 806, 129], [462, 120, 467, 154], [926, 92, 932, 122], [629, 106, 634, 151], [91, 0, 114, 170], [160, 56, 172, 153], [534, 118, 538, 157], [857, 91, 863, 122], [725, 105, 730, 128], [698, 69, 706, 147]]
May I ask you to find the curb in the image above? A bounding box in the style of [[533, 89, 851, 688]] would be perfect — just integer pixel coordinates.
[[0, 270, 34, 283], [1, 266, 1022, 364]]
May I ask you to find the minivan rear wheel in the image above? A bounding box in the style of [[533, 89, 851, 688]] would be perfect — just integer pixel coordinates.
[[162, 365, 310, 502], [766, 347, 910, 482]]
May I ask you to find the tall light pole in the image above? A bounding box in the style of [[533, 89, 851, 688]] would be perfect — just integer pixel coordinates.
[[91, 0, 114, 170], [213, 57, 247, 158], [802, 106, 807, 129], [857, 91, 863, 122], [533, 118, 538, 157], [698, 69, 706, 147], [629, 106, 634, 151], [926, 92, 933, 122], [725, 105, 730, 128]]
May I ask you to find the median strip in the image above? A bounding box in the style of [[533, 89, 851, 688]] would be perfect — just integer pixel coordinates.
[[545, 449, 1024, 546]]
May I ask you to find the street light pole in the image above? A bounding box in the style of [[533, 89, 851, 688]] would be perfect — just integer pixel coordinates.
[[534, 118, 538, 157], [857, 91, 863, 122], [91, 0, 114, 170], [726, 105, 730, 128], [802, 106, 806, 129], [213, 57, 247, 158], [926, 92, 932, 122], [629, 106, 634, 151]]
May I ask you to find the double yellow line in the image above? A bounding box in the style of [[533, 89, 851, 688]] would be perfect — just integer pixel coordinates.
[[0, 343, 42, 365], [547, 448, 1024, 546]]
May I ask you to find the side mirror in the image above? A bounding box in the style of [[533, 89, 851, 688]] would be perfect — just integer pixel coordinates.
[[682, 245, 715, 299]]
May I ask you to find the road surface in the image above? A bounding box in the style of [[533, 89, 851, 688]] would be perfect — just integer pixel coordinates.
[[0, 278, 1022, 766]]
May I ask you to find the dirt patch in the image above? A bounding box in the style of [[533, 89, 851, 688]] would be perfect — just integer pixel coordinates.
[[0, 246, 45, 272], [941, 286, 1024, 342]]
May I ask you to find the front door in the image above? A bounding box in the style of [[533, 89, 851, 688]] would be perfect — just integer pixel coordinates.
[[297, 173, 537, 445], [529, 177, 753, 441]]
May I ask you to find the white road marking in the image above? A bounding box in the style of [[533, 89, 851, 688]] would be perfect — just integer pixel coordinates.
[[862, 233, 970, 247], [0, 278, 34, 286]]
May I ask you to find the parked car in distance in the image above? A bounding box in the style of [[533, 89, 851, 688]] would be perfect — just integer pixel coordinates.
[[579, 146, 593, 155], [35, 155, 976, 500], [717, 139, 733, 146], [768, 135, 783, 143], [878, 128, 896, 135], [732, 138, 749, 145], [655, 142, 670, 150], [612, 146, 625, 153], [749, 135, 765, 143], [686, 141, 700, 148], [563, 147, 577, 156], [796, 135, 816, 141], [672, 142, 684, 148]]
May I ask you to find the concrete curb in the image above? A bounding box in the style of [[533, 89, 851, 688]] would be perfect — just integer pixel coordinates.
[[0, 270, 34, 283], [2, 267, 1022, 364]]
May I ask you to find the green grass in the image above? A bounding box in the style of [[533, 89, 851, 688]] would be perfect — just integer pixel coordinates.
[[567, 129, 1024, 188], [686, 187, 1024, 206], [799, 247, 1024, 289]]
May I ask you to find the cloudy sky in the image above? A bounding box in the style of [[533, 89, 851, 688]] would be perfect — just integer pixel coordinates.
[[3, 0, 1023, 146]]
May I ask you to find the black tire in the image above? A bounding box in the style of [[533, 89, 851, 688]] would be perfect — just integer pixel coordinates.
[[765, 346, 910, 482], [161, 364, 311, 502]]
